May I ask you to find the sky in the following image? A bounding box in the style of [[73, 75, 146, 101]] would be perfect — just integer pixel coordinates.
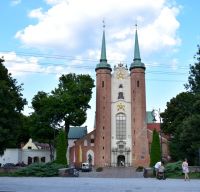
[[0, 0, 199, 132]]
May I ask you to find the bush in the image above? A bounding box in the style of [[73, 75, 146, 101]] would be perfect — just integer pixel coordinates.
[[165, 161, 182, 178], [150, 130, 161, 167], [56, 130, 67, 165], [136, 166, 144, 172], [13, 162, 65, 177], [96, 167, 103, 172]]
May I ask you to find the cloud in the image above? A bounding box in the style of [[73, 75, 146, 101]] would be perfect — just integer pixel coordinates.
[[28, 8, 45, 21], [45, 0, 67, 5], [2, 52, 43, 76], [10, 0, 21, 6], [15, 0, 181, 63], [1, 51, 94, 77], [139, 6, 181, 53]]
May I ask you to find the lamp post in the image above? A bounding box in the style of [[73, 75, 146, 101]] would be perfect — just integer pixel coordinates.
[[151, 108, 162, 161]]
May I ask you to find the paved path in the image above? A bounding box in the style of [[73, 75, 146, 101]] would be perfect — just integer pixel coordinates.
[[0, 177, 200, 192]]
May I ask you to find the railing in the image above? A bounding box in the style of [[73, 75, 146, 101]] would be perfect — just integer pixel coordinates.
[[189, 166, 200, 173]]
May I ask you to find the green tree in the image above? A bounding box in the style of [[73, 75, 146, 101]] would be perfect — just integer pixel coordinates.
[[49, 73, 94, 148], [17, 114, 31, 146], [56, 130, 67, 165], [150, 129, 161, 167], [31, 91, 57, 160], [161, 92, 195, 135], [161, 45, 200, 165], [30, 73, 94, 162], [0, 58, 27, 154], [185, 45, 200, 93], [179, 114, 200, 165], [161, 92, 200, 164]]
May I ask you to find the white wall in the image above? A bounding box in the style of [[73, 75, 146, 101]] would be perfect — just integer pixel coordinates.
[[23, 138, 38, 149], [22, 149, 51, 164], [0, 149, 22, 166], [67, 139, 76, 163], [111, 65, 132, 164], [0, 148, 52, 166]]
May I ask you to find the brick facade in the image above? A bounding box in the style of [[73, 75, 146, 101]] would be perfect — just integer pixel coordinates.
[[130, 68, 150, 167], [95, 69, 112, 167]]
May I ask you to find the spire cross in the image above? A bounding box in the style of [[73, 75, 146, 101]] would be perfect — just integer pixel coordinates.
[[135, 23, 138, 30], [103, 19, 105, 29]]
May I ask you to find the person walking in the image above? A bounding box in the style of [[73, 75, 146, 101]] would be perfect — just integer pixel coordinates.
[[182, 158, 190, 181]]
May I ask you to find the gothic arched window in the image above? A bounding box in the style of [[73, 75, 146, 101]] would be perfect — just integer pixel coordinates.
[[116, 113, 126, 140]]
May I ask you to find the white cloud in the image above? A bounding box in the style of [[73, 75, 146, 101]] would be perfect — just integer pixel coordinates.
[[1, 51, 95, 78], [1, 52, 66, 77], [139, 6, 181, 53], [45, 0, 67, 5], [28, 8, 45, 21], [15, 0, 181, 63], [11, 0, 21, 6], [2, 52, 41, 76]]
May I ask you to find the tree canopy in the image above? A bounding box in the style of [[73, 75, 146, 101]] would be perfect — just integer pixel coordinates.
[[185, 45, 200, 93], [161, 45, 200, 165], [30, 73, 94, 159], [161, 92, 196, 134], [0, 58, 27, 154], [51, 73, 94, 132]]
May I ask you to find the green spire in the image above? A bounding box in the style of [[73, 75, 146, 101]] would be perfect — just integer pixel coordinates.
[[100, 30, 107, 62], [96, 22, 111, 71], [130, 27, 145, 70], [134, 29, 141, 60]]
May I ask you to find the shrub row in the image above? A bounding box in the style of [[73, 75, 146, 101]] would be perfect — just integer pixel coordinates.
[[13, 162, 65, 177]]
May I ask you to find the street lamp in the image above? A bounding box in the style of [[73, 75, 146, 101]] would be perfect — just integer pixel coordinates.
[[151, 108, 162, 161]]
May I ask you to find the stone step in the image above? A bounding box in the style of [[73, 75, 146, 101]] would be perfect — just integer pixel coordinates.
[[79, 167, 143, 178]]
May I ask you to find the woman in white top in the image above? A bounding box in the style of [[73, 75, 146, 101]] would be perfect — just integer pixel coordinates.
[[182, 158, 190, 181]]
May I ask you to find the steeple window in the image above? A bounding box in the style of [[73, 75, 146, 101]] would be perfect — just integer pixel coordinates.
[[118, 92, 124, 99], [119, 84, 123, 88]]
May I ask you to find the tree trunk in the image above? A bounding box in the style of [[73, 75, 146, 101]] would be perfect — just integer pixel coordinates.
[[64, 121, 69, 151], [49, 140, 54, 161], [64, 120, 69, 165]]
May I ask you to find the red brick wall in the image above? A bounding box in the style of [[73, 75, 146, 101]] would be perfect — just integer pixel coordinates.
[[147, 124, 170, 160], [130, 68, 150, 167], [95, 69, 111, 167], [69, 131, 95, 168], [147, 123, 160, 132]]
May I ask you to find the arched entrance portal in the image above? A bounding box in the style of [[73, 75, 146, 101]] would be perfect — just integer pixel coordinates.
[[117, 155, 125, 167]]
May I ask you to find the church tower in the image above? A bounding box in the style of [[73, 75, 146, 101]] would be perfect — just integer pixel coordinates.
[[95, 25, 112, 167], [94, 26, 149, 168], [130, 28, 150, 167]]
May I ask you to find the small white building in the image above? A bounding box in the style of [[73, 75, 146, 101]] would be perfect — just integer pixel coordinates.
[[0, 126, 88, 166]]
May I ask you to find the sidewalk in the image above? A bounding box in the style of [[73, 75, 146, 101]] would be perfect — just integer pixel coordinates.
[[0, 177, 200, 192]]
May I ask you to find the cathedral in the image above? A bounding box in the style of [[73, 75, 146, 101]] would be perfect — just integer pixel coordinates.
[[69, 27, 168, 168]]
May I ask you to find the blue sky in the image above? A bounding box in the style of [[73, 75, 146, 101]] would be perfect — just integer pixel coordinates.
[[0, 0, 199, 132]]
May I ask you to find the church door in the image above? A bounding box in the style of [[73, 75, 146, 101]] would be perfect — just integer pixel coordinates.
[[117, 155, 125, 167]]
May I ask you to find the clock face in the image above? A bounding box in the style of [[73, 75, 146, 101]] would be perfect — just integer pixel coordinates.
[[117, 70, 125, 80]]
